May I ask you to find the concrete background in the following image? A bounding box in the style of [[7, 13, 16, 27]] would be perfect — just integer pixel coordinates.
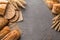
[[18, 0, 60, 40]]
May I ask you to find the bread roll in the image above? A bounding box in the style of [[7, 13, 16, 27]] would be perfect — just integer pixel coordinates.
[[45, 0, 59, 9], [52, 4, 60, 14]]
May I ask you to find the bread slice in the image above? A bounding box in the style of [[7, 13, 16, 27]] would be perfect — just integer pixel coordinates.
[[4, 4, 16, 19], [16, 0, 25, 8], [0, 0, 8, 4], [0, 4, 7, 16], [9, 11, 19, 23], [17, 11, 23, 22]]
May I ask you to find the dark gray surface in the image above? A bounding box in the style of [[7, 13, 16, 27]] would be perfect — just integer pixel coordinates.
[[18, 0, 60, 40]]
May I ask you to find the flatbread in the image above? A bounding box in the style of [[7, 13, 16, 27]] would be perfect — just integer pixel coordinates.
[[44, 0, 58, 9]]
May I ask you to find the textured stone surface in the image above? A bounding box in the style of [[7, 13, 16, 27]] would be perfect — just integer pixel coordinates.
[[18, 0, 60, 40]]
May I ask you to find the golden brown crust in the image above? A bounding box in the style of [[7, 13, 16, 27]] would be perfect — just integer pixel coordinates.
[[1, 30, 21, 40], [45, 0, 59, 9], [52, 4, 60, 14], [0, 4, 7, 16]]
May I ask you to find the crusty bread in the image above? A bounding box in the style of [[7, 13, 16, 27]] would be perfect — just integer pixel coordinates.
[[52, 4, 60, 14], [0, 26, 10, 39], [0, 4, 7, 16], [1, 30, 21, 40], [45, 0, 59, 9]]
